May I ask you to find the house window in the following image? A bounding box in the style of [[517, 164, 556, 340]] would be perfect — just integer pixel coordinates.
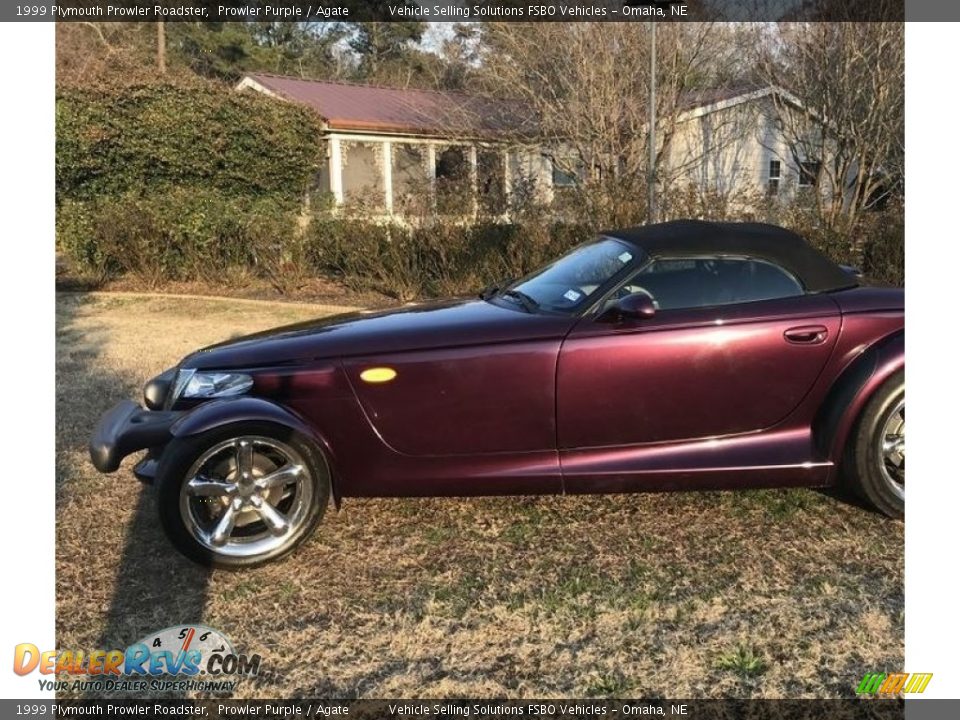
[[477, 149, 506, 215], [767, 160, 781, 196], [435, 146, 470, 215], [799, 160, 821, 188], [551, 158, 579, 188]]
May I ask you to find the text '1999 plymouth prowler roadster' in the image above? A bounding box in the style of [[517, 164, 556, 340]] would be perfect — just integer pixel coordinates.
[[90, 220, 904, 567]]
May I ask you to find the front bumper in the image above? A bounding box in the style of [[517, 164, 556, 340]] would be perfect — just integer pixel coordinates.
[[88, 400, 180, 474]]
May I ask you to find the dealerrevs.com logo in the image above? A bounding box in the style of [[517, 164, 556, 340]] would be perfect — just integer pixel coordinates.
[[13, 625, 261, 693]]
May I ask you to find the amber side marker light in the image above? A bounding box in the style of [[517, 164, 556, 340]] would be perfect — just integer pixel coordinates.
[[360, 367, 397, 383]]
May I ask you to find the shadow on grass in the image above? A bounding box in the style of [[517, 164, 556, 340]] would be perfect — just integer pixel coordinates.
[[816, 484, 889, 516], [56, 294, 211, 699]]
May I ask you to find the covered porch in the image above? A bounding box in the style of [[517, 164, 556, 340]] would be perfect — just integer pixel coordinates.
[[316, 133, 518, 219], [236, 73, 550, 221]]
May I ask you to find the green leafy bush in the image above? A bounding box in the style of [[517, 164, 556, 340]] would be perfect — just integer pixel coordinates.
[[56, 83, 323, 204], [58, 190, 300, 288]]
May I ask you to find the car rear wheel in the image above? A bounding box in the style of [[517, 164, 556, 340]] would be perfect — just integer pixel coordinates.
[[844, 370, 904, 519], [156, 422, 330, 568]]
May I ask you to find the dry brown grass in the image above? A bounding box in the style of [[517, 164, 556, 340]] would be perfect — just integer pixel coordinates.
[[56, 293, 903, 700]]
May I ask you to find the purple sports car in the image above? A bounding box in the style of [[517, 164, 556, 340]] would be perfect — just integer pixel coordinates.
[[90, 220, 904, 567]]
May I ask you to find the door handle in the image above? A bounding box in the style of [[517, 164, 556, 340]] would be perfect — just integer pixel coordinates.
[[784, 325, 829, 345]]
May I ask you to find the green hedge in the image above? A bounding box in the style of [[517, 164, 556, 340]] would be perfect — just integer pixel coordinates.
[[305, 218, 594, 301], [58, 190, 597, 299], [56, 84, 324, 203], [58, 191, 903, 298], [58, 190, 300, 289]]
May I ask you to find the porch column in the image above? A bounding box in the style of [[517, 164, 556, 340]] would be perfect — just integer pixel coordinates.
[[541, 153, 555, 205], [426, 144, 437, 213], [328, 136, 344, 205], [382, 140, 393, 215], [469, 144, 479, 217], [503, 149, 512, 218]]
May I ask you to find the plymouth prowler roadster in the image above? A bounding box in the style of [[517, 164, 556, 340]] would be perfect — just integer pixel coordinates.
[[90, 220, 904, 567]]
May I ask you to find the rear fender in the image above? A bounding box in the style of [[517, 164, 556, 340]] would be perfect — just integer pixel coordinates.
[[813, 329, 904, 463], [170, 397, 342, 509]]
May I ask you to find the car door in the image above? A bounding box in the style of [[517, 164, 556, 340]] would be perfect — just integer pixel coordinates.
[[556, 256, 841, 451]]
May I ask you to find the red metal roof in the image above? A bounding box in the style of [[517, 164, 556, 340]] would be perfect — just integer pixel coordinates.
[[242, 74, 782, 138], [243, 73, 531, 138]]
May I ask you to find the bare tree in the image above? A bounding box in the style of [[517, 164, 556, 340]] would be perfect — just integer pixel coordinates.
[[756, 22, 904, 229], [470, 23, 745, 226]]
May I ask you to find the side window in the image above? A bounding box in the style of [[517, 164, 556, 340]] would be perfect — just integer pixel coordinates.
[[614, 257, 804, 311]]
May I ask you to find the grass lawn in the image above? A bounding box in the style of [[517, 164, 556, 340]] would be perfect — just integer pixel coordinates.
[[55, 292, 903, 699]]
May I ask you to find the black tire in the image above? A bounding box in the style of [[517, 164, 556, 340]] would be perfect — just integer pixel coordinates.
[[843, 370, 905, 519], [156, 421, 330, 569]]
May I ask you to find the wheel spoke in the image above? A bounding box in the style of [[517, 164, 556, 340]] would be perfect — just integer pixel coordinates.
[[235, 439, 254, 481], [186, 476, 235, 497], [877, 398, 906, 492], [250, 495, 290, 536], [255, 464, 302, 491], [209, 499, 242, 547], [883, 435, 905, 457]]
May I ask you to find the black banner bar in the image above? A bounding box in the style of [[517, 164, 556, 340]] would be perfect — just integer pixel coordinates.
[[2, 698, 930, 720], [4, 1, 909, 24]]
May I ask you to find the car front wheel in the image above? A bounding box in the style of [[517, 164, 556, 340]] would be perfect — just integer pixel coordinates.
[[156, 422, 330, 568], [844, 370, 904, 519]]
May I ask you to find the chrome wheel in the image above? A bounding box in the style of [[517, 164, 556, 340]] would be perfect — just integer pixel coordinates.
[[178, 436, 317, 559], [878, 399, 905, 499]]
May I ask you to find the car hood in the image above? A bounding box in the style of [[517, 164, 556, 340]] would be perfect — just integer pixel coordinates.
[[182, 298, 576, 370]]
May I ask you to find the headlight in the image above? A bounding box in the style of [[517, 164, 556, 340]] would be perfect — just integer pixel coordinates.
[[171, 369, 253, 401]]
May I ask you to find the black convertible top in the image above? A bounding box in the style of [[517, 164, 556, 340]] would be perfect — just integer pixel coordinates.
[[605, 220, 857, 293]]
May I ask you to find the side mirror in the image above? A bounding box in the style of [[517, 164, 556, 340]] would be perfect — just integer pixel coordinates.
[[598, 292, 657, 322]]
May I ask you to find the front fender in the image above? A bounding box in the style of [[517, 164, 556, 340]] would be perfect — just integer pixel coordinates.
[[813, 329, 904, 463], [170, 397, 341, 507]]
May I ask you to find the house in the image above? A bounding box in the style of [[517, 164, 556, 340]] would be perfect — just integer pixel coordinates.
[[665, 85, 829, 204], [236, 73, 829, 218]]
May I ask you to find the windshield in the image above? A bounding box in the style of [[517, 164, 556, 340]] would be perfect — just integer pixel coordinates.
[[502, 237, 642, 313]]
